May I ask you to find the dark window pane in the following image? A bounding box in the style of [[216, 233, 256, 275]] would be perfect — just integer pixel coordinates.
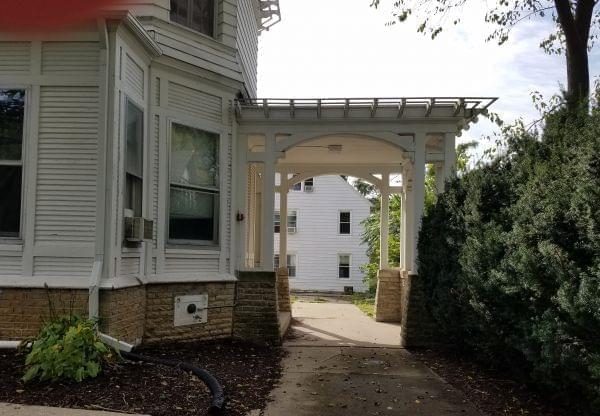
[[0, 89, 25, 161], [126, 174, 143, 217], [0, 166, 21, 237], [339, 267, 350, 279], [292, 182, 301, 191], [192, 0, 214, 36], [169, 187, 218, 241], [125, 100, 143, 215], [170, 0, 189, 26], [340, 222, 351, 234], [304, 178, 313, 187], [340, 212, 350, 222]]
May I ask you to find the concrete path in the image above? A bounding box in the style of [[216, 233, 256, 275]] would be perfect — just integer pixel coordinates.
[[0, 403, 147, 415], [264, 300, 483, 416]]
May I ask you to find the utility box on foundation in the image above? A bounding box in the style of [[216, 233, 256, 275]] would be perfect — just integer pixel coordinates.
[[174, 294, 208, 327]]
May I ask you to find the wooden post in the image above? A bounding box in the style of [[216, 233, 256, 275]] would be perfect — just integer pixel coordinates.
[[279, 173, 288, 268], [443, 132, 456, 181], [379, 176, 390, 269], [260, 134, 276, 270]]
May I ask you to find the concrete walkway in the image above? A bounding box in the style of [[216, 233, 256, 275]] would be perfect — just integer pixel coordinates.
[[0, 403, 147, 415], [264, 300, 483, 416]]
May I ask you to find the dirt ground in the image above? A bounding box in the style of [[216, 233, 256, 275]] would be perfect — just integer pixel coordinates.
[[0, 340, 285, 416]]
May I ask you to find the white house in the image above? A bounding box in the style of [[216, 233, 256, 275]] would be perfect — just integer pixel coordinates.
[[274, 175, 371, 293], [0, 0, 495, 347]]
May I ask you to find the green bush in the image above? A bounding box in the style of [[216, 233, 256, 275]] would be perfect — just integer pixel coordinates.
[[23, 315, 114, 383], [418, 106, 600, 414]]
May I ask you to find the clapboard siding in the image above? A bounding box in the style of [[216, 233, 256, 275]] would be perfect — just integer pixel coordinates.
[[124, 54, 145, 98], [274, 176, 371, 292], [0, 256, 23, 276], [164, 254, 220, 273], [168, 81, 222, 123], [33, 257, 93, 277], [225, 133, 233, 272], [236, 0, 259, 97], [35, 87, 99, 244], [41, 42, 100, 75], [121, 256, 140, 276], [218, 0, 238, 48], [0, 42, 31, 74]]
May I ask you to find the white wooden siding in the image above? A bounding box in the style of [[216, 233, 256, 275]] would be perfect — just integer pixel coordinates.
[[218, 0, 238, 48], [274, 176, 371, 292], [35, 87, 99, 244], [0, 256, 23, 276], [236, 0, 259, 97], [167, 81, 222, 123], [152, 115, 160, 247], [0, 42, 31, 74], [121, 256, 141, 276], [164, 253, 220, 273], [33, 257, 93, 277], [124, 53, 145, 98], [41, 42, 99, 75]]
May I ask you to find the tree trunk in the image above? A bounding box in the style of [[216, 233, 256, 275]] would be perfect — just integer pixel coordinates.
[[565, 40, 590, 110]]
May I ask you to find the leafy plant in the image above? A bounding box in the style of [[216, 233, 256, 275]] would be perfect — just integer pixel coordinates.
[[22, 315, 115, 383]]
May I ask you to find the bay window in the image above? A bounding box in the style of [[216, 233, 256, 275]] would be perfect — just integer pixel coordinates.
[[0, 89, 25, 238], [169, 122, 219, 244]]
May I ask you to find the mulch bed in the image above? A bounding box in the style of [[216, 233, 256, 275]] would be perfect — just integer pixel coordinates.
[[409, 347, 582, 416], [0, 340, 285, 415]]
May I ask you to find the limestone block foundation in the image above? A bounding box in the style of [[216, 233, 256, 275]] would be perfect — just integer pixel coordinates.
[[276, 268, 291, 313], [399, 272, 436, 347], [374, 269, 402, 322]]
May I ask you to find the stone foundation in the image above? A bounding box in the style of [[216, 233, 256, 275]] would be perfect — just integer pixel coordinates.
[[1, 272, 282, 346], [374, 269, 402, 322], [144, 282, 235, 344], [99, 286, 146, 345], [399, 272, 436, 347], [0, 288, 88, 340], [276, 268, 291, 313], [233, 271, 280, 344]]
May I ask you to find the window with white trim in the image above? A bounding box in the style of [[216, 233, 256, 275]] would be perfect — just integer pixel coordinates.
[[0, 89, 25, 238], [124, 99, 144, 217], [291, 181, 302, 191], [274, 254, 297, 277], [339, 211, 351, 235], [338, 254, 351, 279], [170, 0, 215, 37], [303, 177, 314, 192], [169, 122, 220, 243], [274, 210, 297, 233]]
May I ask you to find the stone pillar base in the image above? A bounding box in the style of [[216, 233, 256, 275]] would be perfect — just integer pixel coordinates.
[[276, 268, 291, 313], [233, 271, 280, 344], [374, 269, 402, 322], [400, 272, 436, 347]]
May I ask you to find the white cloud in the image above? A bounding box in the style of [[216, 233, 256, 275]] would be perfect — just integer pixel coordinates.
[[257, 0, 599, 160]]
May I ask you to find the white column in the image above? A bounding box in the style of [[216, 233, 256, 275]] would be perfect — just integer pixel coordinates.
[[259, 134, 276, 270], [279, 175, 288, 268], [399, 192, 406, 271], [379, 180, 390, 269], [410, 132, 426, 274], [435, 162, 445, 194], [443, 132, 457, 182], [403, 175, 413, 272]]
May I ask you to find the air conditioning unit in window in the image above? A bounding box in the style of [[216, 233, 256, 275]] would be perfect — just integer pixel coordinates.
[[287, 226, 297, 234], [124, 217, 153, 242], [304, 185, 314, 193]]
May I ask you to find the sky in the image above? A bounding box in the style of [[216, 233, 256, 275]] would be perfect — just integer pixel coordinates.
[[256, 0, 600, 161]]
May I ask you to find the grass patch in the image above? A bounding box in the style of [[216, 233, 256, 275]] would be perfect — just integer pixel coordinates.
[[291, 295, 299, 304], [310, 297, 328, 303], [352, 294, 375, 317]]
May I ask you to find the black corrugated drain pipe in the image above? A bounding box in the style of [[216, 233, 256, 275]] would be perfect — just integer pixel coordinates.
[[122, 351, 226, 414]]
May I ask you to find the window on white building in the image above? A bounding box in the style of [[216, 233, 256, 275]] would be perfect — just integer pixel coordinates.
[[170, 0, 215, 37], [169, 122, 220, 244], [274, 254, 297, 277], [303, 177, 314, 192], [0, 89, 25, 238], [291, 181, 302, 191], [124, 100, 144, 217], [339, 211, 351, 235], [338, 254, 350, 279], [274, 210, 297, 233]]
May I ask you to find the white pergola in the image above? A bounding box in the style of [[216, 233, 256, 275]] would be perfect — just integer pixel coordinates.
[[234, 97, 496, 277]]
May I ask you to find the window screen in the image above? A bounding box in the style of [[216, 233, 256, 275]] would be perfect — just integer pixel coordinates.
[[339, 211, 351, 234], [169, 123, 219, 243], [171, 0, 215, 37], [0, 89, 25, 238], [338, 254, 350, 279], [125, 100, 144, 217]]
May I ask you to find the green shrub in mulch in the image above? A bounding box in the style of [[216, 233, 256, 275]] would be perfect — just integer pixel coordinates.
[[418, 104, 600, 414], [22, 315, 116, 383]]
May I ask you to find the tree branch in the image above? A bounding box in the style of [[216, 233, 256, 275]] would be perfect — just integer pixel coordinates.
[[555, 0, 583, 49], [575, 0, 596, 41]]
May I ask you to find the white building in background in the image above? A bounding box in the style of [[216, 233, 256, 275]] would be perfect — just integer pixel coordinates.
[[274, 175, 371, 293]]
